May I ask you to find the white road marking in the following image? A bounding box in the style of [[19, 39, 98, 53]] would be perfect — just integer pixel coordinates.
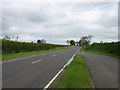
[[32, 60, 42, 64], [0, 61, 3, 64], [43, 47, 80, 90], [82, 52, 85, 53], [52, 55, 56, 57], [2, 55, 39, 63], [2, 59, 21, 63]]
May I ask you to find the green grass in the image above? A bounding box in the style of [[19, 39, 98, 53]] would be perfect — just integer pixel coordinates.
[[80, 48, 119, 59], [54, 55, 92, 88], [2, 46, 74, 60]]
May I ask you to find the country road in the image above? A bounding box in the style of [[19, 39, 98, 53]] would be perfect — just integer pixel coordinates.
[[2, 47, 80, 88], [79, 51, 118, 88]]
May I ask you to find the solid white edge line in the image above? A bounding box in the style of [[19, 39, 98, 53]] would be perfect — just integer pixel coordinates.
[[43, 47, 80, 90]]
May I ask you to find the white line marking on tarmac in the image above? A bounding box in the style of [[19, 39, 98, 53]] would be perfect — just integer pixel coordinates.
[[52, 55, 56, 57], [82, 52, 85, 53], [7, 60, 15, 62], [32, 60, 42, 64], [0, 61, 3, 64], [2, 59, 20, 63], [43, 47, 80, 90]]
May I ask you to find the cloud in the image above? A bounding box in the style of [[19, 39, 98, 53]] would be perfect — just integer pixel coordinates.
[[2, 2, 118, 44]]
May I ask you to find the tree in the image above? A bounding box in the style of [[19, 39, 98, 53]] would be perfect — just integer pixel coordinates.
[[37, 39, 42, 43], [3, 35, 20, 41], [100, 41, 103, 43], [37, 39, 46, 43], [80, 35, 93, 46], [12, 36, 15, 41], [41, 39, 46, 43], [15, 36, 20, 41], [70, 40, 75, 45], [87, 35, 93, 44], [66, 40, 70, 45], [75, 41, 79, 46], [3, 35, 11, 40], [78, 40, 82, 46]]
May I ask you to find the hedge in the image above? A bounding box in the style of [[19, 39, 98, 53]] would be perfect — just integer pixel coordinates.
[[83, 42, 120, 56], [2, 40, 68, 54]]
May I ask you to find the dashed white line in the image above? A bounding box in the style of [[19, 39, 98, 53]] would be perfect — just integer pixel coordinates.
[[32, 60, 42, 64], [52, 55, 56, 57], [2, 58, 20, 63], [0, 61, 3, 64]]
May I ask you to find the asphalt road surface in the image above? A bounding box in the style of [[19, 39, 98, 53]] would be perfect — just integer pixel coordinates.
[[2, 47, 80, 88], [79, 51, 118, 88]]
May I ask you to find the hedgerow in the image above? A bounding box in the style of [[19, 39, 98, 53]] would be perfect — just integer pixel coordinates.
[[2, 40, 68, 54], [83, 42, 120, 56]]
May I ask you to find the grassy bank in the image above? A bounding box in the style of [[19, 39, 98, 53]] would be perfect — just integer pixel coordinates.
[[2, 46, 74, 60], [80, 48, 119, 59], [54, 55, 93, 88]]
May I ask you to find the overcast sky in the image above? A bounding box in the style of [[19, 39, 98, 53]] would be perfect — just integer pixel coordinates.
[[2, 2, 118, 44]]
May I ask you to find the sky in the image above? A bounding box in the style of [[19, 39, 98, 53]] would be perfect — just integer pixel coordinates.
[[2, 2, 118, 44]]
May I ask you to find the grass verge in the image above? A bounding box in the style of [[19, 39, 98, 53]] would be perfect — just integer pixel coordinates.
[[2, 46, 74, 60], [54, 55, 93, 88], [80, 48, 119, 59]]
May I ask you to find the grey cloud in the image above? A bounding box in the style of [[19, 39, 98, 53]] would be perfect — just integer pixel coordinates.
[[2, 2, 118, 44]]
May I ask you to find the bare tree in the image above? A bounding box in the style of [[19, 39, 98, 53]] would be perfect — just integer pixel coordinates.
[[12, 36, 15, 41], [15, 36, 20, 41], [66, 40, 70, 45], [80, 35, 93, 46], [3, 35, 11, 40]]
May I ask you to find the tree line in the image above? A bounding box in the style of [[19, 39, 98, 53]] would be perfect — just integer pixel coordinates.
[[3, 35, 47, 44], [66, 35, 93, 46], [3, 35, 93, 46]]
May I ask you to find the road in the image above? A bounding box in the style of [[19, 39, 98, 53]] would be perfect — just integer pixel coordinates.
[[2, 47, 80, 88], [79, 51, 118, 88]]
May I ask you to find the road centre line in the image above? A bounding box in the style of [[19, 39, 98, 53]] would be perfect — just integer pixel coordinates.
[[52, 55, 56, 57], [2, 55, 40, 63], [32, 60, 42, 64], [2, 59, 20, 63]]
